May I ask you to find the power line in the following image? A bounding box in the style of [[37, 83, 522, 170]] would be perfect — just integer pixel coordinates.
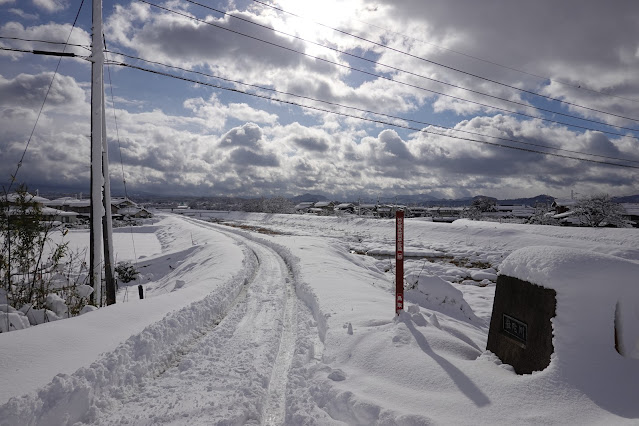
[[106, 50, 639, 165], [108, 60, 639, 170], [138, 0, 639, 141], [6, 0, 86, 191], [0, 46, 86, 58], [0, 35, 91, 50], [105, 40, 139, 274], [252, 0, 639, 105], [188, 0, 638, 125]]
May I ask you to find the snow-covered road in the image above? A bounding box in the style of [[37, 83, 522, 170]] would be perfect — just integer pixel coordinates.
[[0, 216, 315, 425], [97, 221, 301, 425]]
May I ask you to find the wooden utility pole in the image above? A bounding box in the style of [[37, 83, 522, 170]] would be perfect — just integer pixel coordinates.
[[90, 0, 116, 305]]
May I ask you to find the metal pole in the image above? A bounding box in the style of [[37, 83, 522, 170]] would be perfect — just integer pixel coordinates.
[[395, 209, 404, 315], [90, 0, 104, 305]]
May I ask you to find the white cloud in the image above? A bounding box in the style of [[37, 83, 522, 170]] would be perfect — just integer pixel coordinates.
[[32, 0, 68, 13], [9, 8, 39, 19], [2, 0, 638, 199], [0, 22, 91, 57]]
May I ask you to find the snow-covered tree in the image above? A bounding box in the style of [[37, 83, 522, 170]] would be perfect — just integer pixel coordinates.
[[1, 185, 92, 331], [528, 205, 560, 226], [574, 194, 630, 228], [461, 196, 497, 220], [115, 261, 139, 284]]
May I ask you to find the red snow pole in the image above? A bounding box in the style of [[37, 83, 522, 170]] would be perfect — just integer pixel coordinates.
[[396, 209, 404, 315]]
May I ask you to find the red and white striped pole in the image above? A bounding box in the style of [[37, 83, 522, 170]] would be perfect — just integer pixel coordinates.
[[396, 209, 404, 315]]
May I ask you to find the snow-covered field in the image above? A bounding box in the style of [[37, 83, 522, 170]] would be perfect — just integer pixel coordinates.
[[1, 211, 638, 425]]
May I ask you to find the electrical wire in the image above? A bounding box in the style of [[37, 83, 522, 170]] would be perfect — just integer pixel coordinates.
[[5, 0, 86, 192], [138, 0, 639, 141], [107, 60, 639, 170], [106, 50, 639, 165], [105, 46, 140, 281], [0, 35, 91, 50], [252, 0, 639, 105], [0, 46, 88, 58]]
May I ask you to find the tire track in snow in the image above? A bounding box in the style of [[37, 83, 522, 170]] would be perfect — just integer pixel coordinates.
[[262, 271, 297, 425], [162, 216, 300, 424]]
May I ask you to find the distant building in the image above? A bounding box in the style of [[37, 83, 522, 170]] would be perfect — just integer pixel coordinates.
[[294, 202, 315, 213], [621, 203, 639, 227], [45, 197, 152, 220], [334, 203, 356, 214]]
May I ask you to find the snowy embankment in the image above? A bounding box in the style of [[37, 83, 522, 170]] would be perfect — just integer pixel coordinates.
[[0, 215, 245, 405], [1, 211, 638, 424]]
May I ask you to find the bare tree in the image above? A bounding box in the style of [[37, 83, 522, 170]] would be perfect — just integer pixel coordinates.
[[574, 194, 630, 228]]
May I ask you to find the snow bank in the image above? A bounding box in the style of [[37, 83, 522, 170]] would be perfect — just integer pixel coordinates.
[[405, 274, 481, 323], [499, 246, 639, 416], [0, 259, 255, 425]]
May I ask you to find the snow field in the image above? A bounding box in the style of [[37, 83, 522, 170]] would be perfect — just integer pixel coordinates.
[[1, 212, 638, 424], [202, 212, 639, 424]]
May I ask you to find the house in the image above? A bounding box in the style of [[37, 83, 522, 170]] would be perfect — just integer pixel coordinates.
[[45, 197, 151, 220], [376, 204, 409, 218], [313, 201, 336, 213], [294, 202, 315, 213], [408, 206, 429, 218], [621, 203, 639, 227], [2, 192, 77, 224], [2, 192, 50, 207], [551, 199, 577, 214], [117, 206, 153, 219], [334, 203, 356, 214], [358, 203, 378, 216], [41, 207, 79, 224], [488, 205, 536, 219], [46, 198, 92, 215]]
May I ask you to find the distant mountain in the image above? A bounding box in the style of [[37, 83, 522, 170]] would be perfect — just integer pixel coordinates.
[[498, 194, 555, 206], [391, 194, 556, 207], [613, 194, 639, 203], [290, 193, 329, 203]]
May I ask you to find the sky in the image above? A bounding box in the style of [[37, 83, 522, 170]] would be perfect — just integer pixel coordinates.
[[1, 0, 638, 200]]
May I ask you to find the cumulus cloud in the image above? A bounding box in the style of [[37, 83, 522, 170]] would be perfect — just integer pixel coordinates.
[[218, 122, 264, 149], [2, 0, 638, 199], [0, 22, 91, 57], [32, 0, 68, 13], [9, 9, 39, 19], [0, 73, 86, 109], [373, 0, 639, 125]]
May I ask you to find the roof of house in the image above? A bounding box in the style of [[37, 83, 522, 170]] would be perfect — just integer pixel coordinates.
[[553, 199, 577, 207], [118, 207, 149, 216], [313, 201, 334, 208], [621, 203, 639, 216], [2, 192, 50, 204], [41, 207, 79, 216], [295, 202, 314, 209], [552, 210, 577, 219]]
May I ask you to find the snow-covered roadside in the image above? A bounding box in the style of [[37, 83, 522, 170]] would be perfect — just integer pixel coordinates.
[[202, 212, 639, 424], [188, 211, 639, 262], [1, 212, 638, 424], [0, 214, 244, 405]]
